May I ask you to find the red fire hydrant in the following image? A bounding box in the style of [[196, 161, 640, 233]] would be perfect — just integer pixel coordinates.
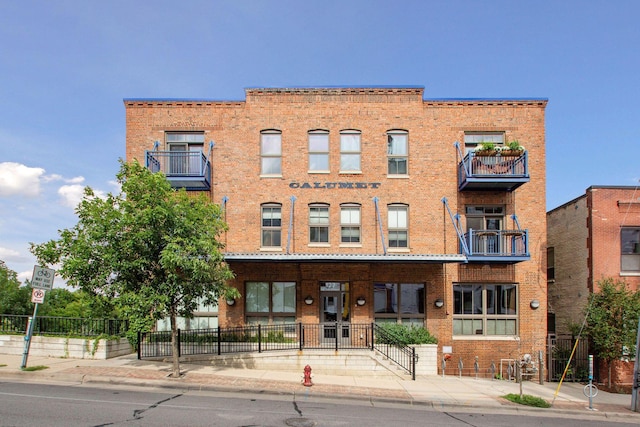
[[302, 364, 313, 387]]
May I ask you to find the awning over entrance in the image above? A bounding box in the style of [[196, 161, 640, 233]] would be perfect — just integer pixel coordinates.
[[223, 252, 467, 263]]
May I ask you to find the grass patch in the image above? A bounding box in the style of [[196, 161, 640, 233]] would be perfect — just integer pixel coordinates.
[[503, 393, 550, 408], [21, 365, 49, 372]]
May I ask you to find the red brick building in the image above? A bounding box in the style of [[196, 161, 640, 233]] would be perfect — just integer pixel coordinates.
[[548, 186, 640, 386], [125, 87, 548, 372]]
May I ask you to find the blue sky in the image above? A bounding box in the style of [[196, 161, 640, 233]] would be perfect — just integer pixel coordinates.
[[1, 0, 639, 284]]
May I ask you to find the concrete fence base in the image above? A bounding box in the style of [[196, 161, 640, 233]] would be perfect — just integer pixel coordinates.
[[0, 335, 133, 359]]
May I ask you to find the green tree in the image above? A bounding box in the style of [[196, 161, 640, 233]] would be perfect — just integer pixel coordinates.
[[583, 278, 640, 386], [31, 160, 236, 377], [0, 263, 31, 315]]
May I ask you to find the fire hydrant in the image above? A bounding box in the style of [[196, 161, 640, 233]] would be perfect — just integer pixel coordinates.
[[302, 364, 313, 387]]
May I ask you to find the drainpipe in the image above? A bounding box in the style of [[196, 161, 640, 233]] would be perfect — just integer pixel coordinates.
[[286, 196, 296, 254], [372, 197, 387, 255]]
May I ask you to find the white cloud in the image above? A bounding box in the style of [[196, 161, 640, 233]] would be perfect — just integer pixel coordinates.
[[0, 162, 45, 197], [43, 174, 85, 184], [57, 184, 86, 208], [58, 184, 107, 208], [0, 246, 22, 261]]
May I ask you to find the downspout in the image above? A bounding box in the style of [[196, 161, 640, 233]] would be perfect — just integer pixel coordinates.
[[222, 196, 228, 249], [286, 196, 296, 254], [441, 197, 470, 256], [373, 197, 387, 255]]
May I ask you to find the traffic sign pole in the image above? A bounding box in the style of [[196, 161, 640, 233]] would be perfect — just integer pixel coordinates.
[[21, 265, 55, 369], [21, 302, 39, 369]]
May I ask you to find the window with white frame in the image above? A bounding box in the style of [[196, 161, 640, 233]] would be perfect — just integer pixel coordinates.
[[464, 132, 504, 154], [260, 130, 282, 175], [340, 204, 361, 244], [373, 282, 425, 325], [261, 204, 282, 248], [340, 130, 361, 172], [388, 204, 408, 248], [245, 281, 296, 324], [309, 204, 329, 243], [453, 284, 518, 336], [621, 227, 640, 272], [308, 130, 329, 172], [387, 130, 408, 175]]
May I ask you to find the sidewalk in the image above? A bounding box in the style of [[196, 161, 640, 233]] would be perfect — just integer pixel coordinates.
[[1, 353, 639, 422]]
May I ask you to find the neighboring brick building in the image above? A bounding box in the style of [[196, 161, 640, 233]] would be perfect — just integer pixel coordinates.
[[547, 186, 640, 334], [124, 86, 548, 373], [547, 186, 640, 386]]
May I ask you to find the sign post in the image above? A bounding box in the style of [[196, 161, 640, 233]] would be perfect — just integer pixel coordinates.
[[20, 266, 55, 369]]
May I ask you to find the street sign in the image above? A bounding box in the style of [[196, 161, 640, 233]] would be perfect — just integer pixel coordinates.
[[31, 288, 46, 304], [31, 266, 55, 290]]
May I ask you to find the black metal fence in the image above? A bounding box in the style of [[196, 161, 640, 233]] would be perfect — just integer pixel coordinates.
[[138, 323, 416, 379], [547, 334, 590, 382], [0, 314, 129, 337]]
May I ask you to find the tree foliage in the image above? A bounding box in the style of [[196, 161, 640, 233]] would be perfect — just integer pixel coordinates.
[[31, 160, 235, 377], [0, 264, 31, 315], [584, 278, 640, 364]]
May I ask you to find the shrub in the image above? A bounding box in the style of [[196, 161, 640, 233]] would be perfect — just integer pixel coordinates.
[[376, 323, 437, 345]]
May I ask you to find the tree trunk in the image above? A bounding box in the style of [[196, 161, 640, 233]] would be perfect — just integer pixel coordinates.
[[170, 309, 181, 378]]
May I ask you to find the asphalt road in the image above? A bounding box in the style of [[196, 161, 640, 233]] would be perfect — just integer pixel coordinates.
[[0, 381, 636, 427]]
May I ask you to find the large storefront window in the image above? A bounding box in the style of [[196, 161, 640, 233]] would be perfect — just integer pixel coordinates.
[[245, 281, 296, 324], [453, 284, 518, 336], [373, 282, 425, 325], [156, 297, 218, 331]]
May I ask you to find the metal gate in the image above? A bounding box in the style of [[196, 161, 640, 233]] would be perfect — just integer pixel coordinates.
[[547, 334, 590, 382]]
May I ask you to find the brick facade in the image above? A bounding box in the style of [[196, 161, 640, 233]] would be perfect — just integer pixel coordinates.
[[548, 186, 640, 385], [125, 87, 548, 373]]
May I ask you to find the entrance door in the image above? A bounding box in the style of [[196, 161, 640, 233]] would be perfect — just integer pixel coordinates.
[[320, 282, 350, 344]]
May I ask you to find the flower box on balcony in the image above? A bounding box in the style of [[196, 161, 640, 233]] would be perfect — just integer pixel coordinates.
[[498, 149, 524, 157]]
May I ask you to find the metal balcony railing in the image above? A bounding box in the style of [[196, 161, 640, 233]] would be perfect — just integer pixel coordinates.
[[463, 228, 530, 262], [145, 150, 212, 190], [457, 149, 529, 191]]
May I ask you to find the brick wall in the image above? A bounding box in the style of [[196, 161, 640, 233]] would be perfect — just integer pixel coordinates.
[[124, 87, 548, 370]]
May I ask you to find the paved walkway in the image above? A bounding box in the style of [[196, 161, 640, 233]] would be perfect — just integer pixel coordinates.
[[1, 353, 639, 422]]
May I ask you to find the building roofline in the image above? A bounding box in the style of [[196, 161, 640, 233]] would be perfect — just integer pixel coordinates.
[[548, 184, 640, 214]]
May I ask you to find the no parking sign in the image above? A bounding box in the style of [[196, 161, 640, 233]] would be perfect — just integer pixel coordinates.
[[31, 288, 46, 304]]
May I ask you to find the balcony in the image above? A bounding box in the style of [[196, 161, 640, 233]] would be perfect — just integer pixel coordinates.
[[457, 151, 529, 191], [462, 228, 530, 263], [146, 150, 211, 191]]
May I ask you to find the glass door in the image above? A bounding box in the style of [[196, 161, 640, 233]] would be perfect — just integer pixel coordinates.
[[320, 282, 350, 343]]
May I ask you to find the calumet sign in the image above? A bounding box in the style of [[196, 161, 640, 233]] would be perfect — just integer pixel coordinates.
[[289, 182, 381, 189]]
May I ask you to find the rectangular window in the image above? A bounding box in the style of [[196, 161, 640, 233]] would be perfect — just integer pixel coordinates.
[[547, 247, 555, 280], [387, 131, 408, 175], [309, 204, 329, 243], [309, 131, 329, 172], [246, 281, 296, 324], [621, 227, 640, 272], [340, 131, 361, 172], [261, 205, 282, 247], [388, 205, 408, 248], [453, 284, 518, 336], [340, 205, 361, 243], [261, 131, 282, 175], [374, 283, 425, 324], [465, 206, 504, 254], [166, 132, 205, 175], [464, 132, 505, 154]]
